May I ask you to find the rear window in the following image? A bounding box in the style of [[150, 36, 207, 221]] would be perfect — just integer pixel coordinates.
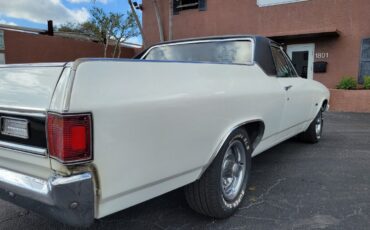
[[143, 40, 253, 65]]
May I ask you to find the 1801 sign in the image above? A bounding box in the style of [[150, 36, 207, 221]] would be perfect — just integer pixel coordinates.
[[315, 52, 329, 59]]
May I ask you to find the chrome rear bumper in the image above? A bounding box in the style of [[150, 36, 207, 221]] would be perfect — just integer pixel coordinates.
[[0, 167, 94, 227]]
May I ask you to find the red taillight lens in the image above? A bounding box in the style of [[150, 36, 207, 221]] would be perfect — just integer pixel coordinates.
[[47, 113, 92, 164]]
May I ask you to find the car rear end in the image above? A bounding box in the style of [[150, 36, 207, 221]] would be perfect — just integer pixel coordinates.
[[0, 63, 95, 227]]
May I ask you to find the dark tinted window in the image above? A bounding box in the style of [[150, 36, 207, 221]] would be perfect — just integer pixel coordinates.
[[144, 41, 253, 65], [271, 46, 296, 78], [359, 38, 370, 83]]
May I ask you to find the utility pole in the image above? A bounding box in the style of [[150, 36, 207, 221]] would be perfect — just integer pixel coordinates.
[[153, 0, 164, 42], [128, 0, 146, 47]]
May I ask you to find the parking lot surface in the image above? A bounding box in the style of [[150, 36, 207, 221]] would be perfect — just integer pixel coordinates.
[[0, 112, 370, 230]]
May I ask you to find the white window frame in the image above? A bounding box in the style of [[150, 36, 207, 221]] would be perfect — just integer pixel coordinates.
[[0, 30, 4, 50], [0, 53, 5, 64], [257, 0, 308, 7]]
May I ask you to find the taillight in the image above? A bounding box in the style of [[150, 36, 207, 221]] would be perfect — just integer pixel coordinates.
[[47, 113, 92, 164]]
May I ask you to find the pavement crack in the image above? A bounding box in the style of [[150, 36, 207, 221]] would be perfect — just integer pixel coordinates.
[[0, 210, 29, 225], [240, 200, 265, 210], [265, 178, 286, 196], [265, 200, 285, 210], [344, 207, 365, 220], [241, 178, 286, 210], [235, 215, 282, 222]]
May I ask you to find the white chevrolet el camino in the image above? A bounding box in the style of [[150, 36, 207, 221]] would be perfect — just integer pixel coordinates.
[[0, 36, 329, 227]]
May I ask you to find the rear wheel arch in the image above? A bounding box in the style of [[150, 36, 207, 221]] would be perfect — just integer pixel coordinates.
[[199, 120, 265, 178], [239, 121, 265, 150], [185, 128, 252, 218]]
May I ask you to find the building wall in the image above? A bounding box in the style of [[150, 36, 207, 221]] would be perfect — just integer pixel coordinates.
[[142, 0, 370, 88], [2, 30, 137, 64]]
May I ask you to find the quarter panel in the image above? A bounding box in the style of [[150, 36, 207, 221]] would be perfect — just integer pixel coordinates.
[[68, 61, 285, 217]]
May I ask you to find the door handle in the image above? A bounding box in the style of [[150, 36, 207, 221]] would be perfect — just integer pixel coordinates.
[[285, 85, 293, 91]]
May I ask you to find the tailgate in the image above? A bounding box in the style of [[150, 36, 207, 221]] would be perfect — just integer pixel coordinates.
[[0, 64, 65, 179]]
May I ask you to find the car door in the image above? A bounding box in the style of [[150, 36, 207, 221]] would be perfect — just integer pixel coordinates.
[[270, 45, 313, 134]]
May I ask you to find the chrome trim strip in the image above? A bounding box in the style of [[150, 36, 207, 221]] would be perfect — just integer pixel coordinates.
[[0, 63, 66, 68], [62, 67, 76, 112], [0, 168, 94, 227], [0, 107, 46, 118], [0, 140, 47, 156], [48, 66, 71, 113], [140, 37, 256, 64]]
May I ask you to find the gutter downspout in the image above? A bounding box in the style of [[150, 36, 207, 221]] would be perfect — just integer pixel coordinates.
[[153, 0, 164, 42], [169, 0, 173, 40]]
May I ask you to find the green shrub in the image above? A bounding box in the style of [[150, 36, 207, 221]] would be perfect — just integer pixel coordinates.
[[336, 77, 357, 90], [364, 76, 370, 89]]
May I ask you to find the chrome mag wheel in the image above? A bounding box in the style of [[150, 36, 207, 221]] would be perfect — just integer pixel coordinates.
[[221, 140, 247, 201], [315, 112, 323, 139]]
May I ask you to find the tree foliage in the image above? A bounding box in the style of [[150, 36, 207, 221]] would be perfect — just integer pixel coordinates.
[[58, 7, 139, 58], [58, 22, 98, 37]]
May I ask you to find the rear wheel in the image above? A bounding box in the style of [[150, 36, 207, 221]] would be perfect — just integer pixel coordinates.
[[299, 109, 323, 143], [185, 129, 252, 218]]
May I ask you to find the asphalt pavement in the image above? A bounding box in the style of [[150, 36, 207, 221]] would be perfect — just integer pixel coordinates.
[[1, 112, 370, 230]]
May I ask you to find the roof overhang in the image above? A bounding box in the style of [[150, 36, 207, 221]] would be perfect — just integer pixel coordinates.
[[0, 24, 44, 34], [266, 28, 340, 41]]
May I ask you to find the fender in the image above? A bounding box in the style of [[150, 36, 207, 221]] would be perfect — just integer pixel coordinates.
[[313, 98, 329, 118]]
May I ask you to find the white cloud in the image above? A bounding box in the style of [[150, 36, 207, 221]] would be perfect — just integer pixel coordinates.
[[0, 0, 90, 25], [67, 0, 108, 4], [0, 19, 17, 26]]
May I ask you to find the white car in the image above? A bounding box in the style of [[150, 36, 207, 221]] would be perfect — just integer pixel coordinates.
[[0, 36, 329, 227]]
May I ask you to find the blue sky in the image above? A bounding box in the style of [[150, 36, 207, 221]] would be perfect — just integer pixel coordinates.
[[0, 0, 142, 44]]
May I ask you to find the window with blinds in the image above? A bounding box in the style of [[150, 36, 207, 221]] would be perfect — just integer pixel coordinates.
[[359, 38, 370, 83], [173, 0, 207, 14]]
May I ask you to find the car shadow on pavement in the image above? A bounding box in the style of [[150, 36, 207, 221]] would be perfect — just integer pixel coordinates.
[[73, 139, 300, 230], [2, 138, 317, 230]]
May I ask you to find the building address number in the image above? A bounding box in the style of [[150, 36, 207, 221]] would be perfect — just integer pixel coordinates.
[[315, 52, 329, 59]]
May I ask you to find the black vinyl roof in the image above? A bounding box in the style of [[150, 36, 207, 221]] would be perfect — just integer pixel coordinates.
[[136, 35, 279, 76]]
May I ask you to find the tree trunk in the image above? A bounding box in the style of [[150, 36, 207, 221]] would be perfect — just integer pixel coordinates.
[[118, 44, 122, 58], [112, 41, 119, 58], [104, 40, 109, 58]]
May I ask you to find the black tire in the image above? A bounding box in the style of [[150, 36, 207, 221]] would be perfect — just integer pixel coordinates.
[[299, 109, 323, 143], [185, 129, 252, 218]]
